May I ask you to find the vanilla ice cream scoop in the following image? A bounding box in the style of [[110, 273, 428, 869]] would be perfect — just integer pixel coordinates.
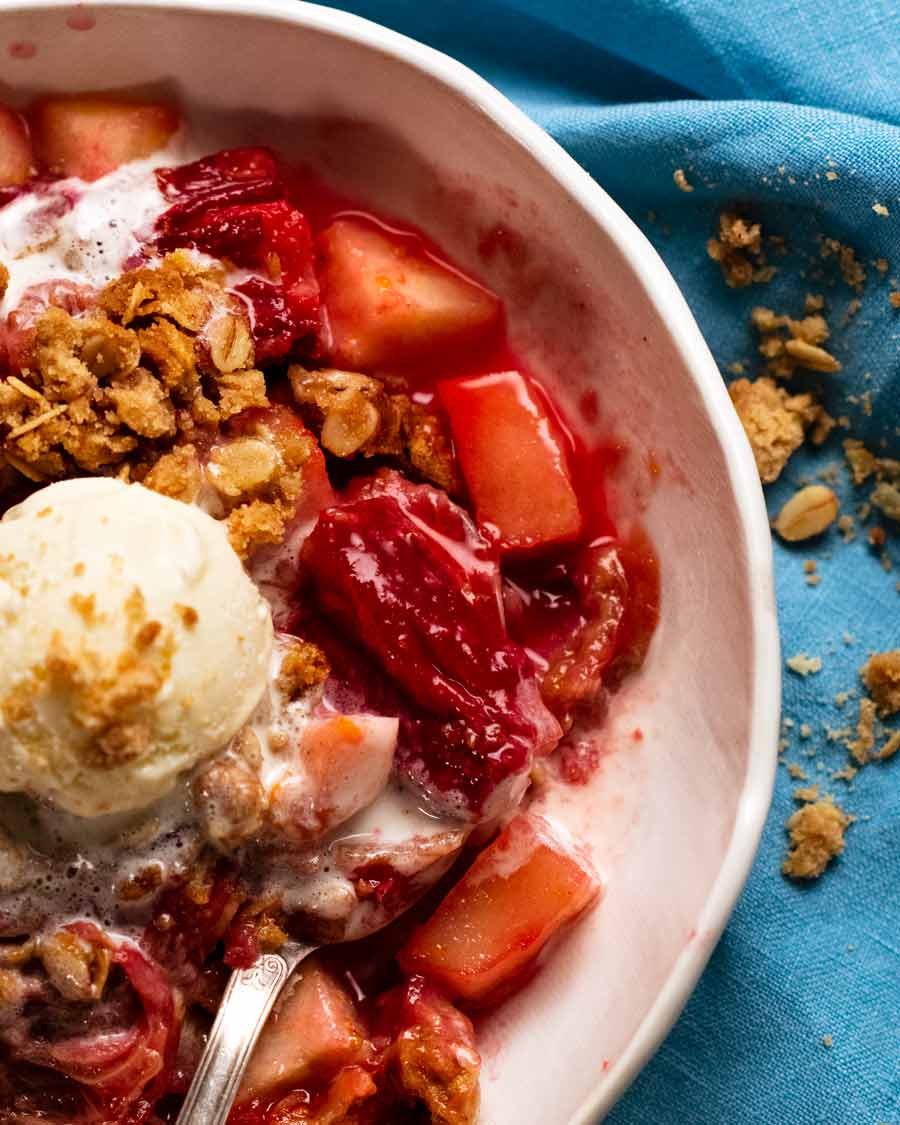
[[0, 478, 273, 816]]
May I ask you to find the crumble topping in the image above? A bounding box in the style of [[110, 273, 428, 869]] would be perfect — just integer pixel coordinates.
[[0, 251, 267, 486], [289, 365, 460, 494], [276, 638, 330, 699], [782, 798, 850, 879], [728, 377, 831, 483]]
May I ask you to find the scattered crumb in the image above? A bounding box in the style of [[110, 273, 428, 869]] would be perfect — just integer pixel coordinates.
[[831, 764, 858, 782], [707, 212, 775, 287], [787, 763, 808, 781], [875, 257, 889, 274], [800, 722, 812, 739], [847, 697, 876, 764], [751, 304, 841, 377], [729, 377, 830, 483], [872, 203, 890, 217], [782, 798, 850, 879], [787, 653, 823, 677], [878, 730, 900, 760], [825, 171, 839, 182], [861, 651, 900, 716], [868, 525, 886, 548], [673, 168, 694, 193], [820, 237, 866, 292], [822, 1034, 834, 1048], [889, 291, 900, 309], [837, 514, 856, 543], [794, 785, 820, 802]]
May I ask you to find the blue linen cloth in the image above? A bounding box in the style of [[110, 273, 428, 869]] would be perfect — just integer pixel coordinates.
[[322, 3, 900, 1121]]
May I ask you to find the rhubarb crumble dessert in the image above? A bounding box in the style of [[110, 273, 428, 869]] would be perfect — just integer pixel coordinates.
[[0, 95, 660, 1125]]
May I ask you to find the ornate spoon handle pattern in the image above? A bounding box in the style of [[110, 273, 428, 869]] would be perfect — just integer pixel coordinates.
[[175, 942, 317, 1125]]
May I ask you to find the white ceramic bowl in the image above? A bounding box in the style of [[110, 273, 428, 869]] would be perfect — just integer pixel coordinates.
[[0, 3, 781, 1120]]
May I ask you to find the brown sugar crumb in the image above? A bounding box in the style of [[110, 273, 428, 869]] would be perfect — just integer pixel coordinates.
[[276, 639, 330, 699], [782, 798, 850, 879], [0, 252, 267, 488], [787, 652, 822, 677], [69, 592, 97, 626], [820, 237, 866, 292], [707, 212, 776, 287], [793, 785, 820, 802], [673, 168, 694, 193], [861, 651, 900, 716], [289, 366, 460, 494], [750, 305, 841, 377], [728, 377, 829, 483], [847, 697, 876, 765], [787, 762, 808, 781], [139, 445, 202, 504], [889, 291, 900, 309], [226, 500, 286, 560], [176, 604, 199, 630]]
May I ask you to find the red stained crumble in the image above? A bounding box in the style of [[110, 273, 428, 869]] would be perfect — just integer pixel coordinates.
[[8, 41, 37, 58]]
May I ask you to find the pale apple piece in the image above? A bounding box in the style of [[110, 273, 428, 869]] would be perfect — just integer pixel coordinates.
[[32, 95, 179, 181], [399, 813, 600, 1003], [0, 106, 32, 186], [238, 961, 369, 1102], [268, 715, 398, 841], [319, 218, 501, 369]]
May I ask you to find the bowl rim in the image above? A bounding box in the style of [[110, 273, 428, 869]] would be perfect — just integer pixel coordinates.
[[4, 1, 782, 1118]]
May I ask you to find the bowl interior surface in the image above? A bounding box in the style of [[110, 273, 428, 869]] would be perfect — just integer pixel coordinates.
[[0, 5, 779, 1121]]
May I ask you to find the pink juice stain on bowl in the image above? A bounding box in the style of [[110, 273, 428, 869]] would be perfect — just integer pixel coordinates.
[[65, 6, 95, 30], [8, 40, 37, 58]]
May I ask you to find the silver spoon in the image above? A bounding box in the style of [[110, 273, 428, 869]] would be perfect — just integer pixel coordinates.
[[175, 938, 318, 1125], [175, 826, 466, 1125]]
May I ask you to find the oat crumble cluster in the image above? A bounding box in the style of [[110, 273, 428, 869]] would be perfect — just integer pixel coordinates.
[[0, 251, 267, 485], [706, 212, 777, 288]]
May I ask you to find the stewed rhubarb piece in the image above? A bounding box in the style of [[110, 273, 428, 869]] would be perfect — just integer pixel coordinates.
[[31, 95, 179, 180], [438, 370, 583, 553], [318, 217, 501, 370], [399, 814, 600, 1003], [303, 471, 560, 814], [156, 151, 320, 361]]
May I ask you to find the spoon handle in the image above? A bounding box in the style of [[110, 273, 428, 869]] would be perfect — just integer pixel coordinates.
[[175, 942, 317, 1125]]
